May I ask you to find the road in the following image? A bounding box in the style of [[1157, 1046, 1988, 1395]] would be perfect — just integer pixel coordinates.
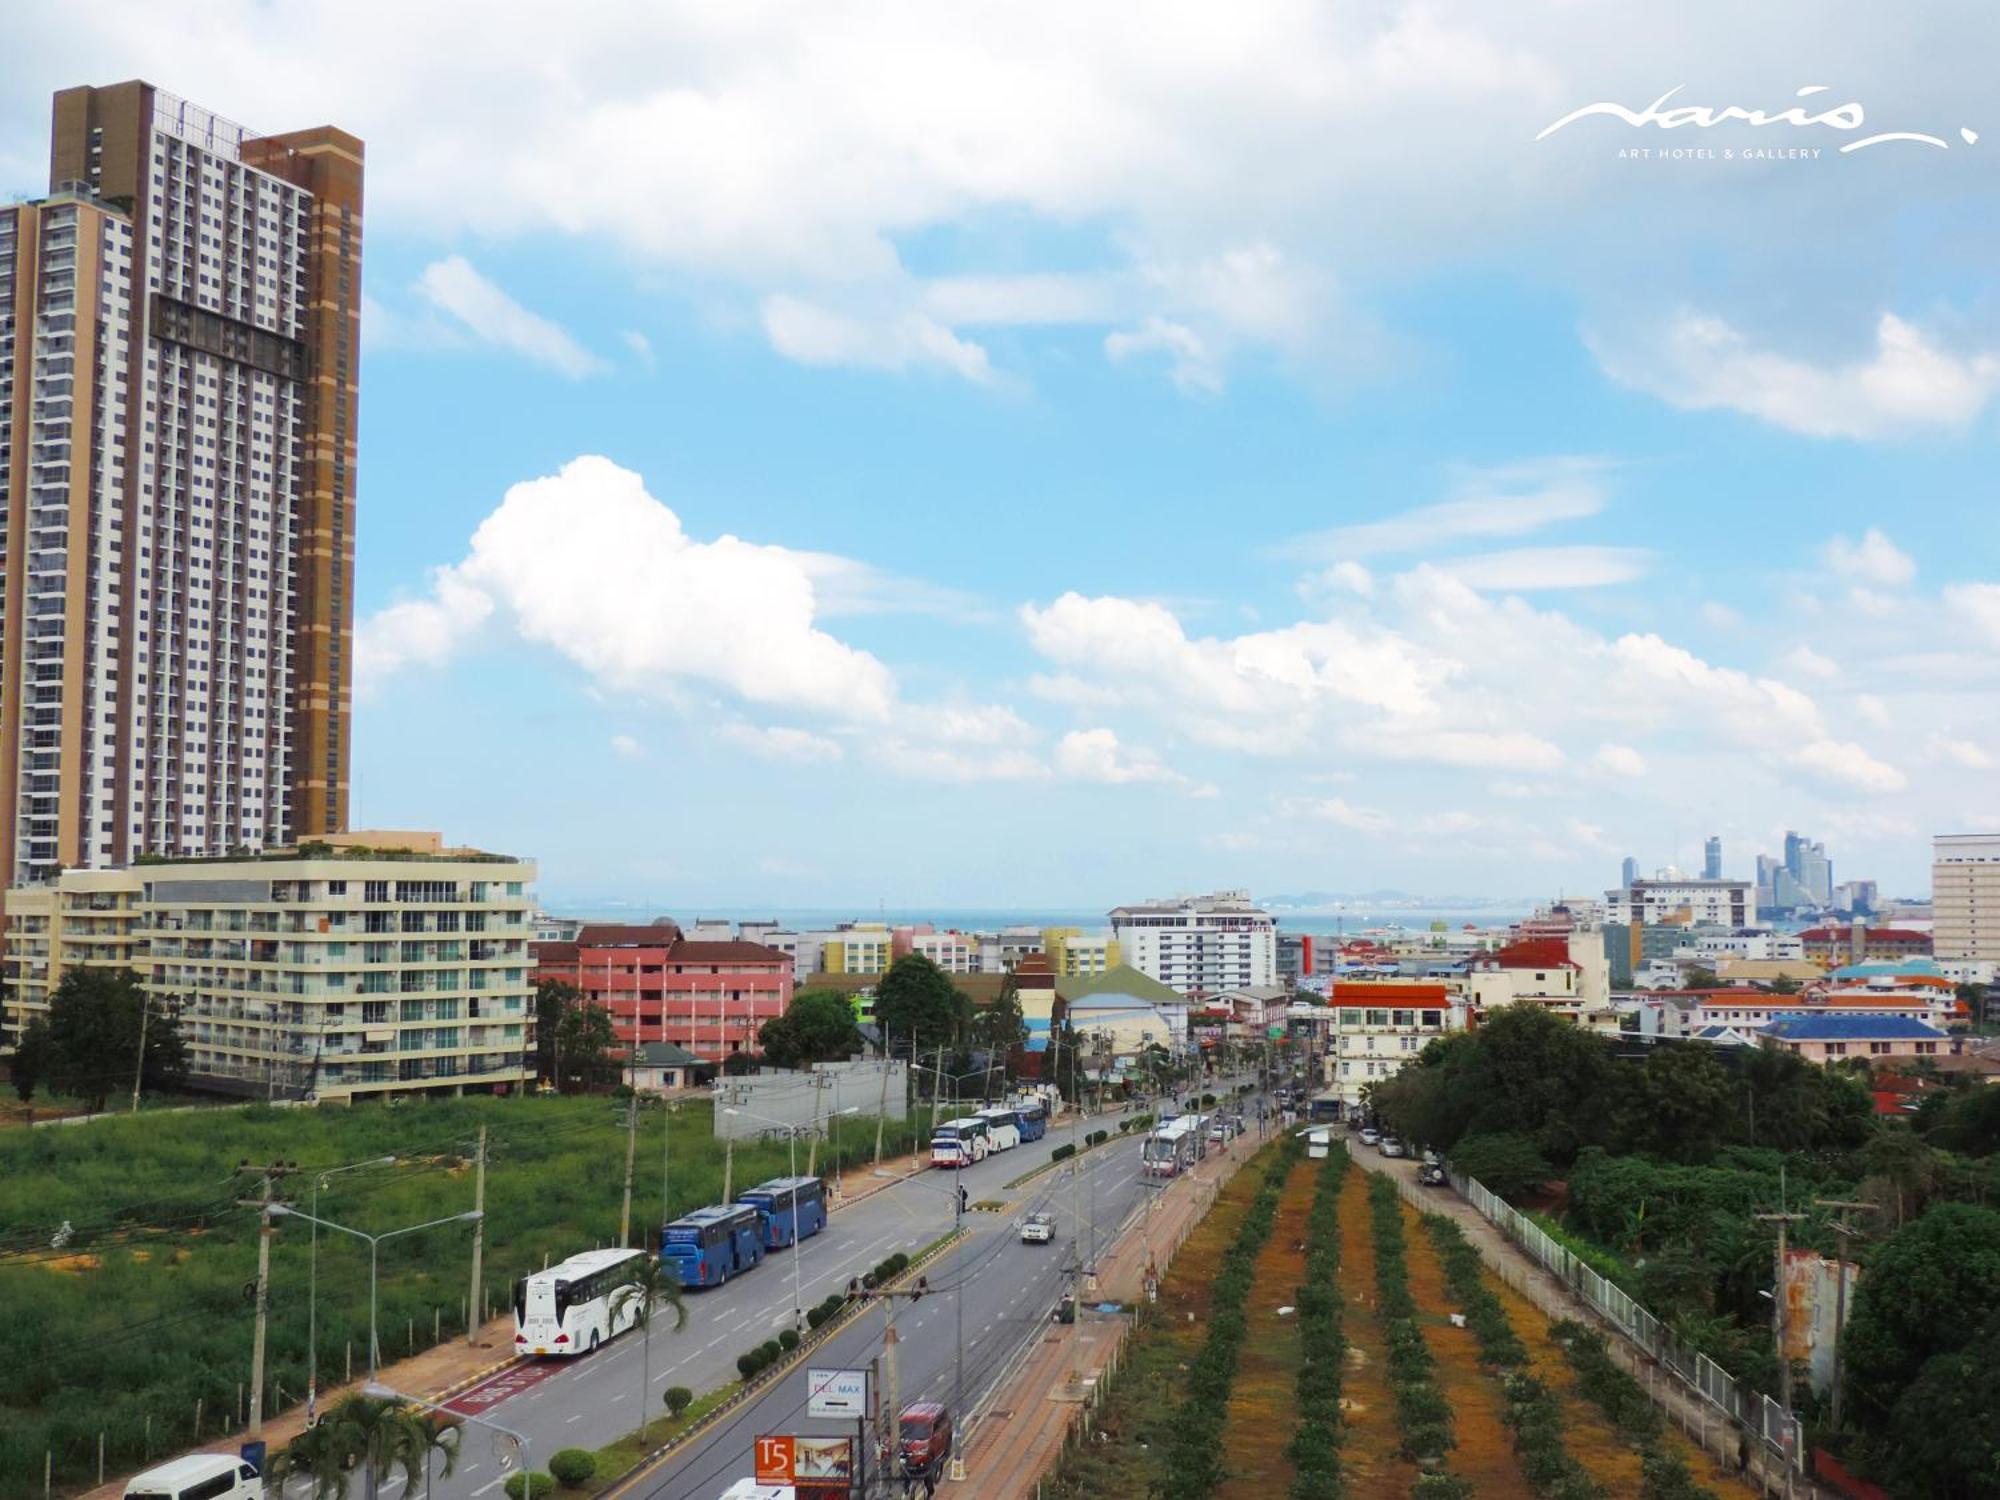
[[297, 1077, 1259, 1500]]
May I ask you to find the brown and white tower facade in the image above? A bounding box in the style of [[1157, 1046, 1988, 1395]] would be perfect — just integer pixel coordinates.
[[0, 82, 360, 885]]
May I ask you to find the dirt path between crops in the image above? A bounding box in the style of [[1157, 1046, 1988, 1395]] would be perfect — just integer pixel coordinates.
[[1215, 1154, 1311, 1500], [1400, 1198, 1537, 1495], [1336, 1166, 1420, 1500]]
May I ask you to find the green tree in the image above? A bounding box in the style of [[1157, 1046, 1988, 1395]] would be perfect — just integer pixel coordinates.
[[269, 1393, 434, 1500], [38, 968, 186, 1112], [758, 989, 862, 1070], [1611, 1044, 1740, 1163], [1860, 1128, 1945, 1228], [1447, 1132, 1553, 1198], [971, 981, 1028, 1068], [610, 1256, 689, 1442], [535, 980, 617, 1093], [1922, 1084, 2000, 1158], [1844, 1202, 2000, 1432], [1872, 1310, 2000, 1499], [872, 953, 968, 1053], [412, 1412, 461, 1500], [10, 1016, 46, 1102]]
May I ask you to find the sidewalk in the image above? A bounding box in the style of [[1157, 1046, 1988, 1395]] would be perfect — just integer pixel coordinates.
[[72, 1140, 937, 1500], [955, 1118, 1272, 1499], [1350, 1145, 1832, 1500]]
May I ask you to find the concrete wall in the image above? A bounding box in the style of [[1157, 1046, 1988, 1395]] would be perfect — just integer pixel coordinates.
[[713, 1059, 908, 1139]]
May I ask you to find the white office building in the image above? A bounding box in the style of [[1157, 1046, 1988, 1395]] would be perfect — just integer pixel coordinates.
[[1935, 833, 2000, 961], [1109, 889, 1276, 997], [1604, 878, 1753, 929]]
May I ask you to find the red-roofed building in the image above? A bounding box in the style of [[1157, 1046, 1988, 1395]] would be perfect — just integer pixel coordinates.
[[1305, 980, 1467, 1112], [531, 920, 794, 1065], [1464, 934, 1609, 1023]]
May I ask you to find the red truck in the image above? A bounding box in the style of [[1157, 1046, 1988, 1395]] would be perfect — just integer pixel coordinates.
[[898, 1402, 953, 1478]]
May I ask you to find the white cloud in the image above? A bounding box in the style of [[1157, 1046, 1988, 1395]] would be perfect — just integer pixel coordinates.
[[1591, 743, 1646, 777], [415, 256, 608, 378], [610, 734, 643, 759], [1790, 739, 1908, 793], [1315, 561, 1375, 598], [1366, 728, 1566, 772], [1054, 728, 1203, 790], [1946, 583, 2000, 646], [1104, 317, 1220, 394], [1779, 645, 1841, 680], [760, 295, 993, 382], [1288, 797, 1393, 835], [1854, 694, 1892, 728], [1592, 312, 2000, 440], [1699, 601, 1741, 629], [720, 724, 845, 763], [357, 455, 897, 720], [1822, 528, 1915, 586], [620, 330, 657, 369], [1431, 545, 1652, 591], [1285, 457, 1609, 560], [872, 739, 1046, 783], [1931, 736, 1997, 771]]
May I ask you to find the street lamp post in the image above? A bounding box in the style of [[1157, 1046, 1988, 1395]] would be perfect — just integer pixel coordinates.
[[872, 1162, 968, 1471], [272, 1206, 483, 1375], [306, 1156, 396, 1418], [724, 1104, 858, 1330]]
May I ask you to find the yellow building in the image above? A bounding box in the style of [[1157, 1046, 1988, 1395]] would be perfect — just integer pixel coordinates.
[[821, 924, 894, 975], [2, 834, 536, 1101], [1042, 928, 1119, 977]]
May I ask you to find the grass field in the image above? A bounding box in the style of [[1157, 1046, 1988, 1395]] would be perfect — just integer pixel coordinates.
[[0, 1094, 928, 1498]]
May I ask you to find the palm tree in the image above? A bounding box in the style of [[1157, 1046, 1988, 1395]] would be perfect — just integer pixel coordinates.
[[414, 1412, 461, 1500], [610, 1258, 690, 1443], [268, 1393, 430, 1500]]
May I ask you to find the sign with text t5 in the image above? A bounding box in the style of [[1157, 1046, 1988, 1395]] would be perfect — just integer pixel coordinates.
[[754, 1435, 855, 1485]]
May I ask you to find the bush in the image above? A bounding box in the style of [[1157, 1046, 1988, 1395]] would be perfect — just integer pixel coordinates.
[[663, 1386, 694, 1418], [504, 1474, 555, 1500], [737, 1352, 762, 1378], [1085, 1130, 1108, 1148], [548, 1449, 596, 1488], [779, 1329, 800, 1352], [806, 1304, 828, 1330], [760, 1339, 782, 1365]]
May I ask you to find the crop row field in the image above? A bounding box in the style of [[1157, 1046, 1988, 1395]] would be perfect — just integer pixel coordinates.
[[1048, 1141, 1756, 1500]]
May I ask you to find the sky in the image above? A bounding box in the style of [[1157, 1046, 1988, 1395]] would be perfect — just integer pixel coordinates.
[[7, 2, 1999, 911]]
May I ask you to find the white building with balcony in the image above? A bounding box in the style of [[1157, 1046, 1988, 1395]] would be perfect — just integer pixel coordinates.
[[1109, 889, 1277, 997]]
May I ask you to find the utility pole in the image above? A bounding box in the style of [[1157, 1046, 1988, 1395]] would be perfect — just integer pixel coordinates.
[[1813, 1198, 1876, 1432], [467, 1127, 487, 1344], [1755, 1207, 1808, 1416], [618, 1092, 639, 1248], [661, 1102, 672, 1235], [722, 1090, 737, 1205], [238, 1161, 294, 1442], [874, 1030, 891, 1168], [131, 995, 153, 1116], [806, 1072, 827, 1178]]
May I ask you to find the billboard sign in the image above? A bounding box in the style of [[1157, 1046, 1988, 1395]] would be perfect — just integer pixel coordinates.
[[806, 1367, 869, 1420], [754, 1435, 855, 1485]]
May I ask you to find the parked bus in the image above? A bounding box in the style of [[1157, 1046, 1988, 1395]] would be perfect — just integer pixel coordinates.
[[513, 1247, 648, 1356], [737, 1176, 828, 1249], [974, 1107, 1022, 1151], [1309, 1095, 1343, 1123], [661, 1204, 766, 1287], [1141, 1117, 1204, 1178], [931, 1116, 991, 1168], [1011, 1099, 1048, 1143]]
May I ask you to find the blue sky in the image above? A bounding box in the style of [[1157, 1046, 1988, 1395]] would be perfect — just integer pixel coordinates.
[[9, 3, 2000, 909]]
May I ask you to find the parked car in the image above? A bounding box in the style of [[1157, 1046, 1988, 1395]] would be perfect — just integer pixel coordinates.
[[125, 1455, 261, 1500], [1418, 1162, 1448, 1187], [899, 1402, 953, 1476], [1019, 1211, 1055, 1244], [1378, 1136, 1406, 1158], [1421, 1147, 1442, 1167], [1359, 1127, 1381, 1147]]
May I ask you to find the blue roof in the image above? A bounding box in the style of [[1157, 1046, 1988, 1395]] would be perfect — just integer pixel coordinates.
[[1761, 1014, 1947, 1041], [1829, 960, 1945, 980]]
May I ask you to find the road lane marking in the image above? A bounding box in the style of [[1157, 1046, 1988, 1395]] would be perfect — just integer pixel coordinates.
[[567, 1413, 583, 1423], [471, 1479, 506, 1496]]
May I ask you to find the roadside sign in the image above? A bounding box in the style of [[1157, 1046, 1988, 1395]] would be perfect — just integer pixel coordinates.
[[806, 1367, 869, 1420], [754, 1435, 855, 1485]]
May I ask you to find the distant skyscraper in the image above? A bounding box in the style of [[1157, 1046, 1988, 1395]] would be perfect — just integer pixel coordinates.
[[0, 81, 362, 885], [1620, 856, 1639, 889], [1703, 835, 1722, 881]]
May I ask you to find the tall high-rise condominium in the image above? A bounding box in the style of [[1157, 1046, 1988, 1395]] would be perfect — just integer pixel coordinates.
[[1934, 833, 2000, 961], [1703, 835, 1722, 882], [0, 81, 360, 887]]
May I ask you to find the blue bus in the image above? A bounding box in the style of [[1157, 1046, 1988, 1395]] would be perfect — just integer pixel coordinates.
[[737, 1176, 828, 1249], [1012, 1100, 1048, 1142], [661, 1203, 766, 1287]]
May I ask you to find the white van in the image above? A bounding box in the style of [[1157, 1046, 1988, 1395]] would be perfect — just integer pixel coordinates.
[[124, 1454, 261, 1500]]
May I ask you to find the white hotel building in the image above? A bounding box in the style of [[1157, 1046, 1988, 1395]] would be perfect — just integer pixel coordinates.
[[1110, 889, 1277, 998]]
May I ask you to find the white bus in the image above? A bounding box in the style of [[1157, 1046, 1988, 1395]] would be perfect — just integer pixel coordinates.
[[931, 1116, 991, 1168], [513, 1247, 648, 1357], [974, 1107, 1022, 1151], [1141, 1117, 1204, 1178]]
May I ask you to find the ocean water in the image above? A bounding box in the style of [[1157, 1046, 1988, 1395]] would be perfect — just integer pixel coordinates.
[[555, 905, 1531, 934]]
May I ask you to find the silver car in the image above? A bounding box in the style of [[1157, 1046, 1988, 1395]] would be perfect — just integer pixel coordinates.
[[1378, 1136, 1406, 1158], [1019, 1211, 1056, 1244], [1359, 1127, 1380, 1147]]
